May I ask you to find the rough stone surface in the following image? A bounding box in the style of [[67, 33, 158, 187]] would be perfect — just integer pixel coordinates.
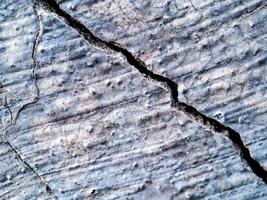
[[0, 0, 38, 122], [0, 0, 267, 199], [0, 137, 53, 199], [59, 0, 267, 167]]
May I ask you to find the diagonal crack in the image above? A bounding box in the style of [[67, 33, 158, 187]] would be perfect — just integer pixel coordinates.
[[0, 136, 58, 198], [36, 0, 267, 185], [0, 3, 58, 199]]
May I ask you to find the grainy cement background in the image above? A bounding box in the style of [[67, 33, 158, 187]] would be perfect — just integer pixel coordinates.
[[0, 0, 266, 199]]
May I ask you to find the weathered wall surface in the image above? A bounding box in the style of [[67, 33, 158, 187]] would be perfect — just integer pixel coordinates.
[[59, 0, 267, 168], [0, 0, 266, 200]]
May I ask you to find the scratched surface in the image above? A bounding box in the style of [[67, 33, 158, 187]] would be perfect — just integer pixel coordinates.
[[59, 0, 267, 168], [0, 137, 54, 199], [0, 0, 267, 200]]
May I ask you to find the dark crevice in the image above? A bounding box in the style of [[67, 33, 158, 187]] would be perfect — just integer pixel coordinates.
[[36, 0, 267, 185], [174, 102, 267, 184], [36, 0, 178, 102]]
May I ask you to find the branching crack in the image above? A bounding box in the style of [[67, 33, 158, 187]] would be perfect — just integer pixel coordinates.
[[9, 6, 42, 127], [36, 0, 267, 185], [0, 3, 58, 199]]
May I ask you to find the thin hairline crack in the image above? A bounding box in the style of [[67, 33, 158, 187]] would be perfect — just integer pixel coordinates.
[[0, 3, 58, 199], [36, 0, 267, 184]]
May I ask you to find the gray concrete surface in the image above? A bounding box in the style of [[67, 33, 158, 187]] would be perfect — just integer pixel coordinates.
[[0, 0, 266, 199]]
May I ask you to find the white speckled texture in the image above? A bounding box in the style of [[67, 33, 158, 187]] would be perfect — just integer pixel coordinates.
[[59, 0, 267, 169], [0, 0, 267, 199]]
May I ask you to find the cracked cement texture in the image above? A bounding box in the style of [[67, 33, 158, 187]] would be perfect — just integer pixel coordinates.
[[59, 0, 267, 167], [0, 0, 38, 124], [0, 137, 53, 199], [0, 0, 267, 200]]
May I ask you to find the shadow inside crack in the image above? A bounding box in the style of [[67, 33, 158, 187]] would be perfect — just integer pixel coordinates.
[[37, 0, 267, 185]]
